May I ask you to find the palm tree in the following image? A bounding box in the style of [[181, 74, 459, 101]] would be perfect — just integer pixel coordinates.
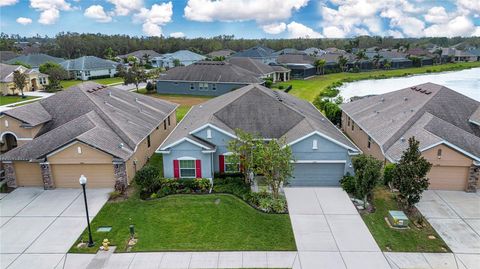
[[13, 70, 28, 98], [383, 59, 391, 70], [338, 55, 348, 72], [314, 59, 326, 75], [355, 50, 367, 69], [372, 53, 383, 69]]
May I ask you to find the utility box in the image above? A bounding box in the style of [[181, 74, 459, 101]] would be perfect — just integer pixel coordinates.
[[388, 210, 409, 228]]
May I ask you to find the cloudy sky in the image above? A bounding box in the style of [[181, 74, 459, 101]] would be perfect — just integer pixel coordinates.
[[1, 0, 479, 38]]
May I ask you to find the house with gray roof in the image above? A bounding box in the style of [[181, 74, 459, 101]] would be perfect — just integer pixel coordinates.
[[231, 46, 277, 64], [117, 50, 162, 64], [0, 63, 49, 95], [0, 82, 177, 190], [227, 57, 290, 82], [6, 53, 64, 70], [157, 84, 360, 186], [156, 61, 263, 96], [207, 49, 235, 59], [60, 56, 119, 80], [341, 83, 480, 192], [276, 54, 317, 78], [151, 50, 206, 68]]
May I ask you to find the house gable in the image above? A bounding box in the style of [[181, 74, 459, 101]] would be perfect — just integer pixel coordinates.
[[47, 141, 114, 165], [290, 133, 352, 161]]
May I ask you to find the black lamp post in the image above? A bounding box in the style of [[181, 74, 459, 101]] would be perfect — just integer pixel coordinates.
[[79, 175, 95, 247]]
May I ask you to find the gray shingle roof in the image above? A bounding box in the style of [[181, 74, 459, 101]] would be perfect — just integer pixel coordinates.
[[118, 50, 161, 59], [232, 46, 274, 58], [207, 49, 235, 58], [158, 61, 263, 84], [161, 84, 359, 152], [60, 56, 118, 71], [341, 82, 480, 161], [277, 54, 315, 65], [0, 51, 18, 62], [1, 82, 177, 161], [6, 53, 64, 68], [2, 101, 51, 126], [227, 57, 276, 76], [157, 50, 206, 62]]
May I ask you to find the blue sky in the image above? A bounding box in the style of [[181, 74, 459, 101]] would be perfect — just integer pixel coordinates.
[[1, 0, 479, 38]]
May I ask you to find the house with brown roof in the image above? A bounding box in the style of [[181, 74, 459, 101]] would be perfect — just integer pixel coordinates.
[[0, 82, 177, 190], [341, 83, 480, 192], [227, 57, 290, 82], [0, 63, 49, 95]]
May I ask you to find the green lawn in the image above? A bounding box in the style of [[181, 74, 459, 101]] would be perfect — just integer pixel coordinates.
[[275, 62, 480, 101], [70, 194, 296, 253], [362, 188, 450, 253], [0, 95, 38, 106], [60, 77, 124, 89]]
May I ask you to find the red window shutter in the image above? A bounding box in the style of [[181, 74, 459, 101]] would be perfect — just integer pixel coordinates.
[[173, 160, 180, 178], [219, 155, 225, 173], [195, 160, 202, 178]]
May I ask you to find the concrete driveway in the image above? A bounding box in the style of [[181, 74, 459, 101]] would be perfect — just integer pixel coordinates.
[[417, 190, 480, 254], [285, 187, 391, 269], [0, 187, 110, 269]]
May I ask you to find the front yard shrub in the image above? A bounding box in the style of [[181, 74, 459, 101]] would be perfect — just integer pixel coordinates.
[[340, 173, 356, 194], [383, 163, 396, 186], [213, 177, 250, 199], [134, 165, 161, 194], [157, 178, 212, 196], [213, 172, 244, 179]]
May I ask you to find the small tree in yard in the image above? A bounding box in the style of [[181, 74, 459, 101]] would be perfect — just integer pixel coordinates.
[[392, 137, 432, 210], [255, 138, 293, 199], [13, 70, 27, 98], [119, 63, 147, 92], [145, 81, 155, 93], [352, 154, 383, 207], [228, 129, 260, 184], [39, 62, 68, 92]]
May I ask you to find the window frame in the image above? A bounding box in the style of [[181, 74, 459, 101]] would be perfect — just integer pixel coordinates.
[[179, 159, 196, 178], [147, 135, 151, 148], [367, 136, 372, 149], [224, 154, 240, 173]]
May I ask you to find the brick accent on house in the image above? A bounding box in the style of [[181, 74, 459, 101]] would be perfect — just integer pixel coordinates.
[[40, 162, 55, 190], [466, 165, 480, 192], [4, 162, 17, 188], [114, 162, 128, 192]]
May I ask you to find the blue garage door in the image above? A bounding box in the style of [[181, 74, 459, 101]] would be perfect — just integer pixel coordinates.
[[290, 163, 345, 187]]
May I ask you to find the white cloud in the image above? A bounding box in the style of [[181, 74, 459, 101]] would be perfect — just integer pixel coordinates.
[[184, 0, 309, 23], [0, 0, 18, 7], [474, 27, 480, 37], [386, 29, 404, 38], [30, 0, 72, 25], [424, 15, 475, 37], [287, 21, 323, 38], [456, 0, 480, 16], [133, 2, 173, 36], [323, 26, 346, 38], [170, 32, 185, 38], [424, 6, 449, 24], [16, 17, 33, 25], [84, 5, 112, 23], [107, 0, 144, 16], [262, 22, 287, 34]]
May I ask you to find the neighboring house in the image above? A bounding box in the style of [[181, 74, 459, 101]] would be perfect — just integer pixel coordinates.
[[117, 50, 162, 63], [207, 49, 235, 59], [151, 50, 206, 68], [442, 48, 478, 62], [273, 48, 302, 56], [0, 63, 49, 95], [365, 51, 412, 69], [276, 54, 317, 78], [0, 51, 18, 62], [60, 56, 118, 80], [157, 84, 360, 186], [304, 47, 327, 56], [231, 46, 277, 64], [156, 61, 263, 96], [227, 57, 290, 82], [6, 53, 64, 70], [0, 82, 178, 190], [341, 83, 480, 192]]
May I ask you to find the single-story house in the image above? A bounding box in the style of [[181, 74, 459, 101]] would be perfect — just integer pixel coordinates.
[[442, 48, 478, 62], [151, 50, 206, 68], [276, 54, 317, 78], [6, 53, 64, 71], [341, 83, 480, 192], [156, 61, 263, 96], [0, 82, 178, 190], [117, 50, 162, 64], [0, 63, 49, 95], [231, 46, 277, 64], [303, 47, 326, 56], [227, 57, 290, 82], [207, 49, 235, 59], [60, 56, 118, 80], [273, 48, 302, 56], [157, 84, 360, 186]]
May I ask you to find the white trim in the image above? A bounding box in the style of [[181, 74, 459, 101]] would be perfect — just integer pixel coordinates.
[[156, 150, 171, 154], [222, 151, 235, 156], [156, 107, 194, 152], [189, 123, 237, 139], [177, 156, 196, 160], [290, 160, 347, 164], [0, 131, 18, 142], [178, 158, 197, 178], [202, 150, 216, 153], [474, 160, 480, 166], [420, 141, 480, 162], [286, 131, 358, 152], [469, 119, 480, 126], [161, 137, 211, 150]]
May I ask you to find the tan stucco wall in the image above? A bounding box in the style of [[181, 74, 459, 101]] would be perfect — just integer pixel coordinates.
[[14, 161, 42, 186], [0, 115, 43, 140], [422, 144, 473, 167], [126, 111, 177, 182], [48, 141, 114, 165], [0, 72, 49, 96], [342, 112, 385, 162]]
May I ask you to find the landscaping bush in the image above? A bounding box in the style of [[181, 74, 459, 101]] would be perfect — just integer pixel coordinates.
[[250, 191, 287, 213], [340, 173, 356, 194], [213, 177, 250, 199], [213, 172, 244, 179], [134, 165, 161, 194], [383, 163, 396, 186], [284, 85, 293, 93], [157, 178, 212, 196], [278, 85, 284, 90], [146, 81, 156, 93]]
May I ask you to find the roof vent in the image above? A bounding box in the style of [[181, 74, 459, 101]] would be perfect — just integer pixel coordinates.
[[400, 137, 405, 142], [404, 97, 408, 101], [425, 91, 432, 95], [118, 143, 124, 148], [410, 109, 414, 112], [135, 97, 139, 102], [108, 91, 112, 96], [380, 97, 385, 102]]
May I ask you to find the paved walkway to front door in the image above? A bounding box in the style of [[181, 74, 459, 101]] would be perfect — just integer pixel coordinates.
[[285, 187, 390, 269]]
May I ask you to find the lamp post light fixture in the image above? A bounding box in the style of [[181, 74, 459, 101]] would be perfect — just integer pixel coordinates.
[[79, 175, 95, 247]]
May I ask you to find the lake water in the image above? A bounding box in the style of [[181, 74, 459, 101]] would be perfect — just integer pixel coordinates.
[[339, 68, 480, 102]]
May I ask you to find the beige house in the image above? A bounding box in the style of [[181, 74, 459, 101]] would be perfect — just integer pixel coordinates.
[[0, 63, 49, 95], [341, 83, 480, 192], [0, 82, 177, 190]]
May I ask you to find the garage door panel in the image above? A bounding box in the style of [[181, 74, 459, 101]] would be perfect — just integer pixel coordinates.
[[428, 166, 468, 191], [14, 162, 43, 187], [51, 164, 114, 188], [291, 163, 344, 187]]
